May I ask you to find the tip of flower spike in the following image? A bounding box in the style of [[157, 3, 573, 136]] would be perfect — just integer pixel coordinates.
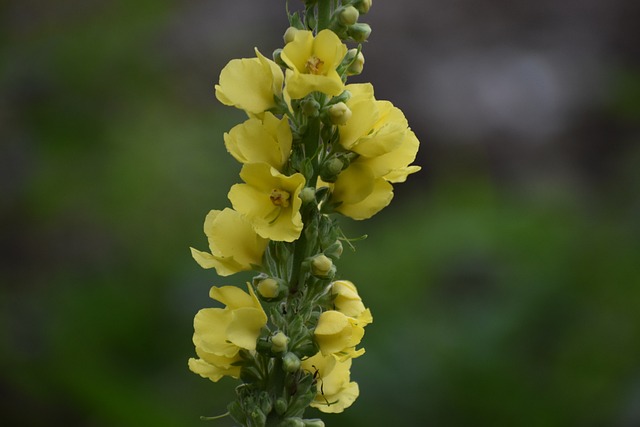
[[355, 0, 372, 14]]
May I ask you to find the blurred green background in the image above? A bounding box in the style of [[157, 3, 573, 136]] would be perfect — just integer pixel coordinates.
[[1, 0, 639, 426]]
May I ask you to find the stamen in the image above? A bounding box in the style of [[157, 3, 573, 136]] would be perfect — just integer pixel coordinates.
[[305, 56, 324, 75], [270, 188, 291, 207]]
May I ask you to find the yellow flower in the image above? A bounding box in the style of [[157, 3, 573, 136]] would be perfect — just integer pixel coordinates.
[[327, 162, 391, 220], [190, 208, 269, 276], [215, 48, 284, 115], [281, 29, 347, 99], [224, 112, 292, 171], [329, 83, 421, 220], [228, 163, 305, 242], [331, 280, 373, 325], [315, 310, 366, 360], [188, 285, 267, 382], [301, 353, 359, 413]]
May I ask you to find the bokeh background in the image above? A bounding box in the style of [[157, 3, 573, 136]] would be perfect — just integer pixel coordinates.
[[2, 0, 639, 426]]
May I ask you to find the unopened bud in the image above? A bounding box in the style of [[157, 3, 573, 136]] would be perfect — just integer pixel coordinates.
[[347, 50, 365, 76], [311, 254, 334, 277], [271, 331, 289, 353], [356, 0, 372, 14], [284, 27, 299, 44], [348, 23, 371, 42], [251, 409, 267, 426], [257, 278, 279, 299], [299, 187, 316, 204], [282, 352, 301, 372], [328, 102, 352, 125], [320, 157, 344, 182], [273, 48, 286, 68], [279, 418, 305, 427], [304, 419, 326, 427], [338, 6, 359, 26], [301, 98, 321, 118], [275, 397, 288, 415], [259, 392, 273, 416], [325, 240, 344, 259]]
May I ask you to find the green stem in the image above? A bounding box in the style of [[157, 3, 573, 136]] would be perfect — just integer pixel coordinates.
[[317, 0, 331, 32]]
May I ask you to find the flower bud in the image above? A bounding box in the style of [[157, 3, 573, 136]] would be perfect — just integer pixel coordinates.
[[272, 48, 287, 68], [282, 352, 301, 372], [348, 23, 371, 42], [299, 187, 316, 204], [257, 278, 280, 299], [278, 418, 305, 427], [311, 254, 334, 277], [256, 338, 272, 354], [331, 90, 351, 105], [347, 50, 365, 76], [271, 331, 289, 353], [251, 408, 267, 426], [304, 419, 326, 427], [275, 397, 288, 415], [328, 102, 352, 125], [258, 392, 273, 416], [283, 26, 299, 44], [320, 157, 344, 182], [301, 98, 321, 118], [324, 240, 344, 259], [338, 6, 359, 26], [355, 0, 372, 14]]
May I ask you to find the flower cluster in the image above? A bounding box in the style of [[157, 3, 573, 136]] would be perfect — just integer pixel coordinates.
[[188, 1, 419, 425]]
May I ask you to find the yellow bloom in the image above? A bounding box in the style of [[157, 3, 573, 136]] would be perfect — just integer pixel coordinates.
[[224, 112, 292, 171], [281, 29, 347, 99], [329, 83, 421, 220], [228, 163, 305, 242], [188, 285, 267, 382], [301, 353, 359, 413], [331, 280, 373, 325], [190, 208, 268, 276], [215, 48, 284, 115], [315, 310, 366, 360]]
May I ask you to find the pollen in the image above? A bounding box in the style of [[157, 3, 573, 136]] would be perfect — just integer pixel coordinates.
[[305, 56, 324, 75], [270, 188, 291, 207]]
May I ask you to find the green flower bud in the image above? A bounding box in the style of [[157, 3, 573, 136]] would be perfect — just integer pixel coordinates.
[[283, 26, 299, 44], [299, 187, 316, 204], [251, 408, 267, 426], [257, 278, 279, 299], [338, 6, 359, 26], [275, 397, 288, 415], [301, 98, 321, 118], [328, 102, 352, 125], [273, 48, 287, 68], [304, 419, 326, 427], [295, 340, 319, 358], [271, 331, 289, 353], [258, 392, 273, 416], [330, 90, 351, 105], [282, 352, 301, 372], [320, 157, 344, 183], [324, 240, 344, 259], [278, 418, 305, 427], [347, 50, 365, 76], [355, 0, 372, 14], [256, 338, 272, 354], [348, 23, 371, 42], [311, 254, 334, 277]]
